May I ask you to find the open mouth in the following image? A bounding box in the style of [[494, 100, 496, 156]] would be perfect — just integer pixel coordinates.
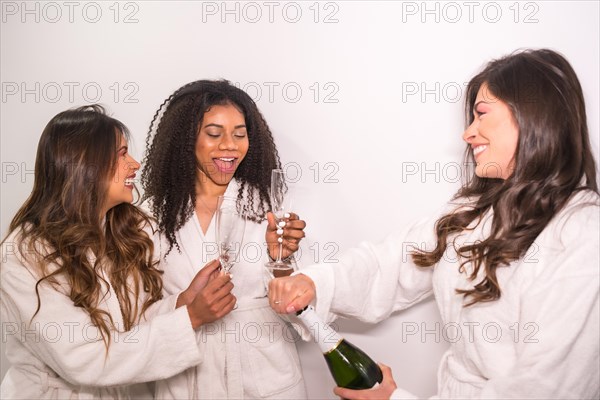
[[214, 157, 238, 174], [124, 175, 136, 188], [473, 145, 488, 157]]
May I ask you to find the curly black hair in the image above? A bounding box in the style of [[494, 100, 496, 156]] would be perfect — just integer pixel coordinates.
[[141, 80, 281, 254]]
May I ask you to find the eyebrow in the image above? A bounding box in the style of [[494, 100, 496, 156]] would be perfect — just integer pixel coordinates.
[[203, 123, 246, 129]]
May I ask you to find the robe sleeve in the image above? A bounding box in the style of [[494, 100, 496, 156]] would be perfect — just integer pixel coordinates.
[[299, 210, 442, 324], [0, 252, 203, 388]]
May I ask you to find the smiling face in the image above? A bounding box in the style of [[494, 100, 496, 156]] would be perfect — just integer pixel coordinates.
[[104, 133, 140, 214], [195, 103, 249, 190], [463, 83, 520, 180]]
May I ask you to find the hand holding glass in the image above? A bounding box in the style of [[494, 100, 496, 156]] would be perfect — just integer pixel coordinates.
[[265, 169, 296, 278]]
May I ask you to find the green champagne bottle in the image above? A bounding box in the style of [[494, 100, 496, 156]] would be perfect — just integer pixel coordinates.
[[296, 305, 383, 389]]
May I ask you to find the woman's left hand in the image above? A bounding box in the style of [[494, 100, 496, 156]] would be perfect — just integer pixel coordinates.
[[333, 363, 397, 400], [266, 212, 306, 260]]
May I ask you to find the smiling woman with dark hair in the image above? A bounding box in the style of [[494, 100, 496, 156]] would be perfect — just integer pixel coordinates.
[[0, 105, 234, 399], [269, 49, 599, 399]]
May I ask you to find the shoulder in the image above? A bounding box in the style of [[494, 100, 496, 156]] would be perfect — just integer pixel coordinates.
[[1, 227, 39, 266], [543, 190, 599, 248], [520, 190, 600, 281], [516, 190, 599, 294], [1, 228, 44, 285]]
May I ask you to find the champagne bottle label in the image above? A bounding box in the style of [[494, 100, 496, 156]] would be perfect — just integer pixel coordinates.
[[296, 305, 343, 354]]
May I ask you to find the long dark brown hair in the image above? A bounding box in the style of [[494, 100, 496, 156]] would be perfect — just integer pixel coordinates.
[[412, 49, 598, 305], [3, 105, 163, 348], [142, 79, 281, 254]]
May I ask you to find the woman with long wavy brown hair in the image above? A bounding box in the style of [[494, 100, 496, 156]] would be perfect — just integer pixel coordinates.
[[0, 105, 235, 399], [269, 48, 599, 399]]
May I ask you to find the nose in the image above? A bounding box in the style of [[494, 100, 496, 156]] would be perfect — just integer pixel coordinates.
[[462, 120, 477, 143], [218, 133, 237, 150], [127, 155, 141, 172]]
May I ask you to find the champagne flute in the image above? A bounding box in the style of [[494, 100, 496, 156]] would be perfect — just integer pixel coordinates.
[[265, 169, 296, 278], [215, 195, 246, 274]]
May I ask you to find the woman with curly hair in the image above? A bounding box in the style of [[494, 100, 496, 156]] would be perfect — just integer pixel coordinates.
[[270, 48, 599, 399], [0, 105, 235, 399], [142, 80, 307, 399]]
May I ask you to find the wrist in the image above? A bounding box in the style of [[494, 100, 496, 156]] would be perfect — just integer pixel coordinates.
[[185, 304, 204, 330], [176, 290, 192, 308]]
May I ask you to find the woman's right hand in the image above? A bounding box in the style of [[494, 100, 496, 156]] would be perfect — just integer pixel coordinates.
[[268, 274, 316, 314], [178, 260, 237, 329]]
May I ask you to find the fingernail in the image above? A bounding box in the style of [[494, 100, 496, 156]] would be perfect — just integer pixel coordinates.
[[286, 305, 296, 313]]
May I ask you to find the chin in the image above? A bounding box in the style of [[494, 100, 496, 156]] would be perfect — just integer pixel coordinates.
[[212, 174, 235, 186], [476, 162, 505, 179], [475, 170, 497, 180]]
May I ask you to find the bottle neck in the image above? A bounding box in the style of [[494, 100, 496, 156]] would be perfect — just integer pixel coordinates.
[[296, 305, 343, 353]]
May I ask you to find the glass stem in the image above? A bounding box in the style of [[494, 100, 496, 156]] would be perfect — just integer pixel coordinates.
[[276, 241, 283, 263]]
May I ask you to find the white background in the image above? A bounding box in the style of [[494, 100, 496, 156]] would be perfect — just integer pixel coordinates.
[[1, 1, 598, 398]]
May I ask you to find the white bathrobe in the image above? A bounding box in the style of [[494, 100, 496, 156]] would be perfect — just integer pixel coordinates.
[[300, 190, 600, 399], [0, 230, 203, 399], [152, 180, 306, 399]]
